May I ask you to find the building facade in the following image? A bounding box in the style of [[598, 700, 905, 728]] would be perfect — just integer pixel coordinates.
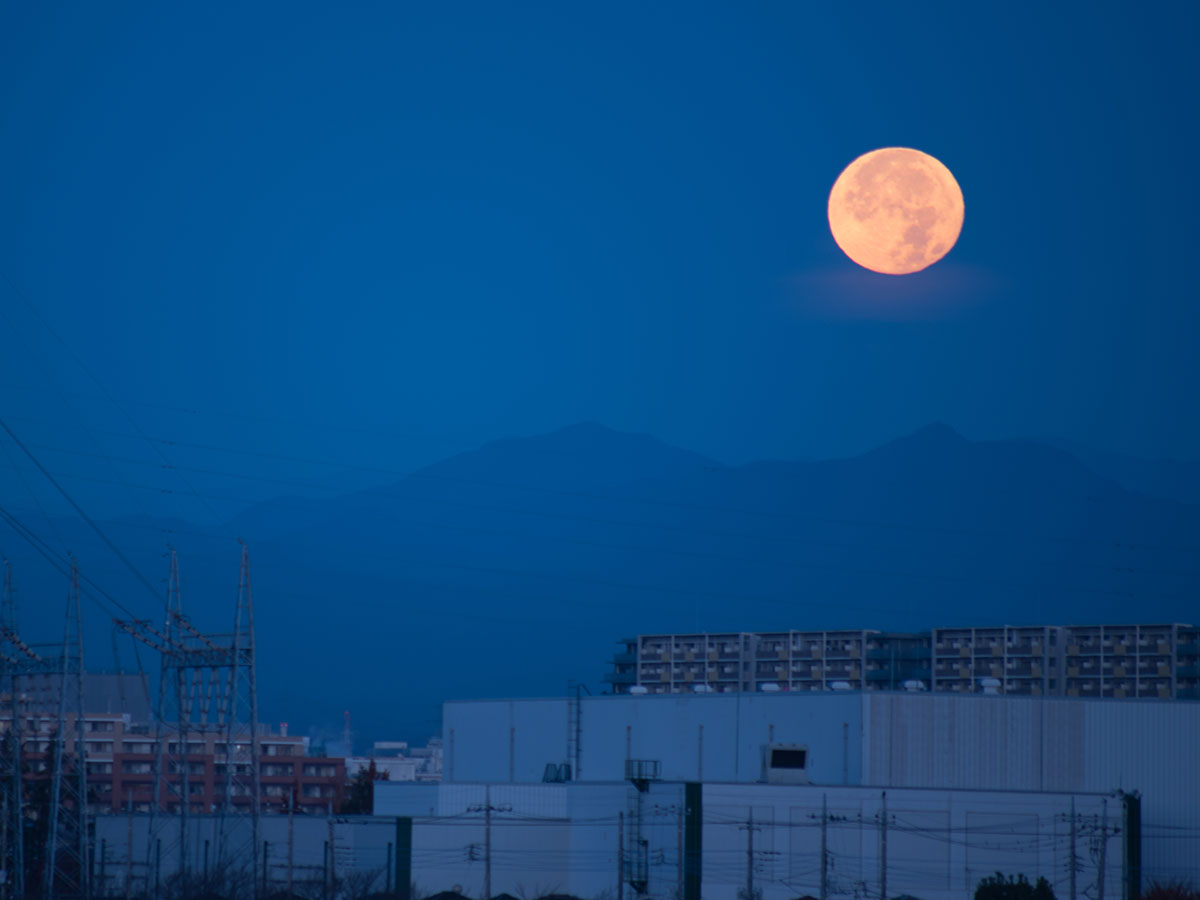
[[374, 780, 1125, 900], [0, 709, 346, 815], [437, 690, 1200, 887], [346, 738, 444, 782], [606, 622, 1200, 699]]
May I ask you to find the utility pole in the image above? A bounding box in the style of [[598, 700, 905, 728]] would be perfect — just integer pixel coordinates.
[[820, 794, 829, 900], [677, 804, 684, 900], [1097, 799, 1108, 900], [1075, 801, 1084, 900], [879, 791, 887, 900], [735, 806, 775, 900], [743, 809, 757, 900], [468, 788, 510, 900], [485, 787, 492, 900], [288, 788, 295, 897], [617, 812, 624, 900]]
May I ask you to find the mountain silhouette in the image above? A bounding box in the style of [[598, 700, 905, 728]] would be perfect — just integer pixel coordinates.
[[2, 423, 1196, 745]]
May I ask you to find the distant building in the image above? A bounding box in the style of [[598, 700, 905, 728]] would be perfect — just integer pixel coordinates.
[[605, 622, 1200, 699], [0, 707, 346, 815], [345, 737, 443, 782]]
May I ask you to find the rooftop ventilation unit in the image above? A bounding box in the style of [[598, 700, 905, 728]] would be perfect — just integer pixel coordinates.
[[765, 743, 810, 784]]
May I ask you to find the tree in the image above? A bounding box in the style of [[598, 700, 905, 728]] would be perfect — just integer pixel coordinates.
[[974, 872, 1057, 900], [340, 759, 389, 815], [1140, 881, 1200, 900]]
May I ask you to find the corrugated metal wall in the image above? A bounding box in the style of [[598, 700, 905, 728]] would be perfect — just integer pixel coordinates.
[[443, 691, 1200, 882], [864, 692, 1200, 882]]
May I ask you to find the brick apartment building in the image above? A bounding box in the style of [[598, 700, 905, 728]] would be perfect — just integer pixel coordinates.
[[2, 707, 345, 815]]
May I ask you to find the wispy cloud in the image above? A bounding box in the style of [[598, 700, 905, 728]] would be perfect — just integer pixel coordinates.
[[785, 262, 1002, 321]]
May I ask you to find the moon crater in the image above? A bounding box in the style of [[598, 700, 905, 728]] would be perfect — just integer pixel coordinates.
[[828, 147, 964, 275]]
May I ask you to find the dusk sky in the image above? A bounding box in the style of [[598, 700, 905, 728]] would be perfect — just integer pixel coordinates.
[[1, 2, 1197, 520]]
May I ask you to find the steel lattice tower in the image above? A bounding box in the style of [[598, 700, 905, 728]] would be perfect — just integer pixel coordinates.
[[43, 562, 89, 900], [1, 559, 26, 900], [144, 547, 204, 898], [1, 561, 75, 900], [217, 542, 261, 893], [119, 544, 262, 897]]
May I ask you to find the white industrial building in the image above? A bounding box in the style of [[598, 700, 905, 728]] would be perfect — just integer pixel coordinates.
[[376, 779, 1124, 900], [93, 690, 1198, 900], [371, 690, 1199, 899]]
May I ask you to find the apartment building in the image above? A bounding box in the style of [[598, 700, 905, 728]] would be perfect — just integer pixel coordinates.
[[606, 623, 1200, 699], [0, 710, 345, 814]]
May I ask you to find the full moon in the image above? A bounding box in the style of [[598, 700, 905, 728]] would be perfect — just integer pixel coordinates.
[[827, 147, 964, 275]]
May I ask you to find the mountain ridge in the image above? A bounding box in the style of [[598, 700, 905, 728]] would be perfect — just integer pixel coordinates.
[[3, 421, 1196, 745]]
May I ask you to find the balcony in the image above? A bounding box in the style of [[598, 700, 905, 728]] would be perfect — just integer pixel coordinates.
[[612, 652, 637, 665]]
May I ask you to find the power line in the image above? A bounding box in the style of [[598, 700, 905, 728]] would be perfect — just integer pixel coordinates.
[[0, 417, 162, 605]]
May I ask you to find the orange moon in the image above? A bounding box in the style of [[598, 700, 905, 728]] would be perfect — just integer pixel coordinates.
[[827, 147, 964, 275]]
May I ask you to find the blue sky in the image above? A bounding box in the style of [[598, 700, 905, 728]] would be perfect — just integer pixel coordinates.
[[1, 1, 1198, 523]]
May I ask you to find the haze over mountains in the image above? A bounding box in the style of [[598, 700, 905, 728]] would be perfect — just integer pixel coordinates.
[[3, 423, 1198, 747]]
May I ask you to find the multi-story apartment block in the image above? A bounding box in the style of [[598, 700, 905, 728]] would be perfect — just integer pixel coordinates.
[[0, 710, 346, 815], [932, 625, 1060, 695], [1060, 623, 1198, 699], [606, 623, 1199, 700]]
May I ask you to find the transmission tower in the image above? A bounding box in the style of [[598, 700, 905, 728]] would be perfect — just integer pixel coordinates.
[[43, 561, 90, 900], [1, 559, 27, 900], [143, 547, 208, 898], [218, 541, 261, 890], [117, 543, 262, 896], [1, 561, 77, 900]]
